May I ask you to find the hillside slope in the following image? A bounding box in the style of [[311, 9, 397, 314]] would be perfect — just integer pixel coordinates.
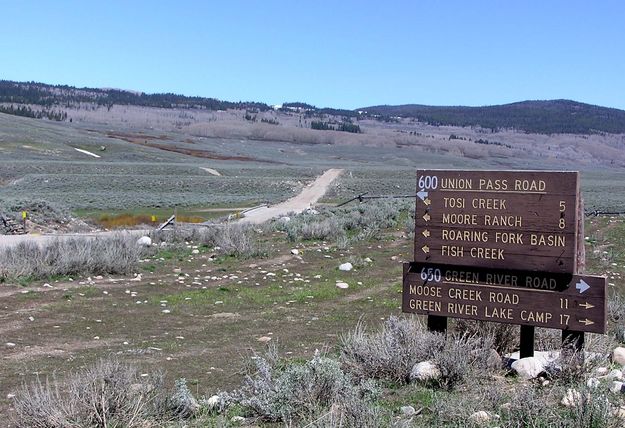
[[3, 80, 625, 135], [361, 100, 625, 134]]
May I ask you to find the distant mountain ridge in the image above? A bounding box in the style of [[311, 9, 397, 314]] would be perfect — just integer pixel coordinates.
[[2, 80, 625, 134], [360, 100, 625, 134], [0, 80, 270, 111]]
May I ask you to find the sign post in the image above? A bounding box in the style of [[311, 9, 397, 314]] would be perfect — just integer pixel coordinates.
[[402, 262, 607, 334], [404, 170, 606, 357]]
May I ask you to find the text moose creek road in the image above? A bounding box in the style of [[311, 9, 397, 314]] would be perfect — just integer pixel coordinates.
[[403, 262, 607, 334]]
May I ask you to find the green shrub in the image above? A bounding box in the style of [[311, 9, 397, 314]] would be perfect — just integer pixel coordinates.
[[226, 348, 384, 426], [0, 233, 142, 281], [12, 358, 187, 427]]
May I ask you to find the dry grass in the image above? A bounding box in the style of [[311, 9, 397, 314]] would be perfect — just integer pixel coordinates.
[[12, 358, 174, 427], [0, 233, 142, 282]]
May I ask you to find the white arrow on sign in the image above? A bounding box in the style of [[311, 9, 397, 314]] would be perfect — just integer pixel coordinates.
[[417, 190, 428, 201], [575, 279, 590, 294]]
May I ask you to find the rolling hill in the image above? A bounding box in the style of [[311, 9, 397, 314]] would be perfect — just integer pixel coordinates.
[[2, 80, 625, 134], [360, 100, 625, 134]]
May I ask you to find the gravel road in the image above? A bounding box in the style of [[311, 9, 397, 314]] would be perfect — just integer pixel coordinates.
[[239, 169, 343, 224], [0, 169, 343, 249]]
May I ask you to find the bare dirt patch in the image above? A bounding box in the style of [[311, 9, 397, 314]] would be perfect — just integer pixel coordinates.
[[0, 232, 409, 418]]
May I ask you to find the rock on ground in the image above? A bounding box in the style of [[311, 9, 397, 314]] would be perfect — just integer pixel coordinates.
[[611, 381, 624, 393], [338, 262, 353, 271], [614, 347, 625, 366], [561, 388, 582, 407], [137, 236, 152, 246], [410, 361, 441, 382], [511, 357, 545, 380], [607, 369, 623, 380], [400, 405, 416, 416], [469, 411, 494, 424]]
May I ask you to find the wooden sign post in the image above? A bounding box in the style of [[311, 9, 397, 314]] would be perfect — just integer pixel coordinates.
[[403, 262, 607, 334], [414, 170, 579, 273], [404, 170, 606, 357]]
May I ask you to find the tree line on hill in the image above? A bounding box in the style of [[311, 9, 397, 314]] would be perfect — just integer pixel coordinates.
[[0, 80, 270, 112], [360, 100, 625, 134], [2, 80, 625, 134]]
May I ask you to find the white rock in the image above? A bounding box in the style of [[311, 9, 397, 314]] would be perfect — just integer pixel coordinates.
[[506, 350, 560, 366], [192, 249, 199, 254], [339, 262, 353, 271], [43, 283, 52, 288], [614, 406, 625, 419], [257, 336, 272, 342], [231, 416, 245, 423], [364, 257, 373, 263], [291, 249, 299, 255], [587, 377, 600, 388], [469, 411, 492, 424], [511, 357, 545, 380], [137, 236, 152, 246], [5, 342, 16, 348], [130, 274, 142, 282], [280, 216, 291, 222], [607, 369, 623, 380], [611, 381, 624, 393], [400, 405, 416, 416], [336, 282, 349, 289], [162, 309, 171, 314], [410, 361, 441, 382], [614, 347, 625, 366], [561, 388, 582, 407], [596, 367, 609, 376], [206, 395, 221, 411]]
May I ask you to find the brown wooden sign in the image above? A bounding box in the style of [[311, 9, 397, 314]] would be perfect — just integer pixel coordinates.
[[414, 170, 579, 273], [402, 262, 607, 334]]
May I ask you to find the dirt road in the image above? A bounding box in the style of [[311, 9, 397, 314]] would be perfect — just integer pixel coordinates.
[[239, 169, 343, 224], [0, 169, 342, 249]]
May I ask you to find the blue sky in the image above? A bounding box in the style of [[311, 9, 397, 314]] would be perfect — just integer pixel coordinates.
[[1, 1, 624, 109]]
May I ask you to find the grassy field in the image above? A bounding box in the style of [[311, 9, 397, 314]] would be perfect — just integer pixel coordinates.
[[1, 206, 624, 424], [2, 111, 625, 425], [3, 112, 625, 217]]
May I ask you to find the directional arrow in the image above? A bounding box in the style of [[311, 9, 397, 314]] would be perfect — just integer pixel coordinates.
[[579, 319, 595, 326], [417, 190, 428, 201], [422, 213, 431, 222], [579, 302, 595, 310], [423, 198, 431, 206], [422, 245, 430, 254], [575, 279, 590, 294], [422, 229, 430, 238]]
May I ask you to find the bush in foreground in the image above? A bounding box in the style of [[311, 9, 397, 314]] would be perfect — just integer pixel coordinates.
[[151, 223, 264, 258], [0, 233, 142, 282], [224, 347, 385, 426], [340, 316, 498, 389], [13, 358, 198, 427]]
